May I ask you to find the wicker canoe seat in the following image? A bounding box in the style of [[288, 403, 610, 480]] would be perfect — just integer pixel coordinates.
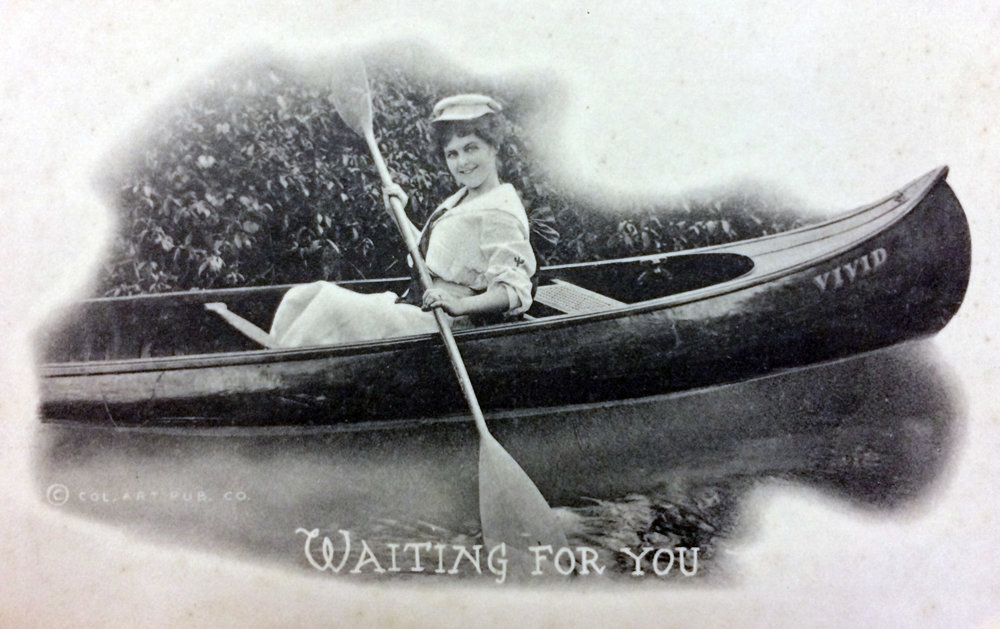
[[532, 279, 625, 314]]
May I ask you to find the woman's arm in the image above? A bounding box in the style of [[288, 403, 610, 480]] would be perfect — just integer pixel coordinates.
[[422, 284, 510, 317], [479, 210, 537, 315]]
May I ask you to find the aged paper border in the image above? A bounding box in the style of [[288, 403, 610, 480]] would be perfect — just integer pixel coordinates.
[[2, 1, 999, 627]]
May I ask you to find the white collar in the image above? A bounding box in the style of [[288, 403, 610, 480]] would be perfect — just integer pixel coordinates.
[[438, 183, 523, 216]]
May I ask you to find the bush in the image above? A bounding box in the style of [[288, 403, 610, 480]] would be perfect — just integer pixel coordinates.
[[99, 56, 809, 296]]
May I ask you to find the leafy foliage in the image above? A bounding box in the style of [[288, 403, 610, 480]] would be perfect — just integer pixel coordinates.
[[100, 58, 809, 296]]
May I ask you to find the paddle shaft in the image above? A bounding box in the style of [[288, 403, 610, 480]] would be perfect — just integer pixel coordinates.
[[362, 127, 491, 439]]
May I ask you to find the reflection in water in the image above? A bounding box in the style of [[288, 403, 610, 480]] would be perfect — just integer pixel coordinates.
[[35, 341, 960, 582]]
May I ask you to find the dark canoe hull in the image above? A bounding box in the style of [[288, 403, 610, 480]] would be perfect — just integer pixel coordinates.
[[39, 167, 970, 427]]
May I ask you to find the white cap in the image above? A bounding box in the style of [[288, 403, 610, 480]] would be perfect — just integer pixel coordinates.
[[430, 94, 502, 122]]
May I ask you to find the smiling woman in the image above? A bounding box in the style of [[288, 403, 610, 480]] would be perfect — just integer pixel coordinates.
[[206, 93, 536, 347]]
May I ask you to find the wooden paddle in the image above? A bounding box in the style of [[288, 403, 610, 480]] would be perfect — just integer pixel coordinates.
[[326, 56, 567, 554]]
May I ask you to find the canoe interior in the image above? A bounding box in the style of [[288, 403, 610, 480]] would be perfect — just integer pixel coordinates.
[[38, 252, 755, 362]]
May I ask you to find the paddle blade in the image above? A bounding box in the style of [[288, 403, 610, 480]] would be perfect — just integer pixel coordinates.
[[479, 434, 568, 553], [327, 55, 373, 137]]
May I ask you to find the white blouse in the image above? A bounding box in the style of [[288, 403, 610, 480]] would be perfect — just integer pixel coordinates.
[[420, 183, 536, 316]]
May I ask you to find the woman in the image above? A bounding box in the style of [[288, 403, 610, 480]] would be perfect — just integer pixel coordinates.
[[206, 93, 536, 348]]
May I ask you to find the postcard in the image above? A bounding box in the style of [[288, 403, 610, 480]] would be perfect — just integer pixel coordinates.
[[2, 2, 998, 627]]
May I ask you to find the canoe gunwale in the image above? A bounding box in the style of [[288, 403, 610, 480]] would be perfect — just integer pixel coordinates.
[[42, 166, 951, 378]]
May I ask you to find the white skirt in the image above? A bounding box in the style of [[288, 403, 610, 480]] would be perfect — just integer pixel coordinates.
[[269, 281, 452, 347]]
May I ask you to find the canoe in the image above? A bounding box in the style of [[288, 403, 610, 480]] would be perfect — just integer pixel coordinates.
[[38, 166, 970, 427]]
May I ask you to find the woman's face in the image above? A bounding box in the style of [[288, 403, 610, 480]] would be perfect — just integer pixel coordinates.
[[443, 134, 498, 191]]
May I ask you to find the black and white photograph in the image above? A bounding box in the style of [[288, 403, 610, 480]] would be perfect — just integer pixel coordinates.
[[2, 2, 998, 627]]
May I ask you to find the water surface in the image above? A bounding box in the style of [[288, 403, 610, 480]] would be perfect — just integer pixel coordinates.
[[35, 341, 959, 583]]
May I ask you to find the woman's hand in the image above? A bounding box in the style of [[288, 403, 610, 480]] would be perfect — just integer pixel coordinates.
[[422, 288, 466, 316], [381, 183, 409, 212], [380, 182, 420, 241]]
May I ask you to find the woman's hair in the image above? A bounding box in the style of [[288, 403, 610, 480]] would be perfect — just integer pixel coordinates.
[[430, 113, 507, 157]]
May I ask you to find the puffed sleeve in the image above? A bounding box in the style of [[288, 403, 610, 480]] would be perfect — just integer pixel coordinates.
[[479, 209, 537, 316]]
